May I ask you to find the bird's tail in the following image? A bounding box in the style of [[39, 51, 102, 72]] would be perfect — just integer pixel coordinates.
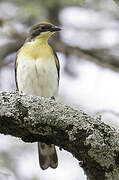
[[38, 142, 58, 170]]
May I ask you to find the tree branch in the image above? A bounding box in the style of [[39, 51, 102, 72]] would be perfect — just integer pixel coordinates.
[[0, 92, 119, 179], [52, 40, 119, 73], [114, 0, 119, 5]]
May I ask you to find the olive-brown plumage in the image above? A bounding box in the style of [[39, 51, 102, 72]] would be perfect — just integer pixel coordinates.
[[15, 22, 61, 170]]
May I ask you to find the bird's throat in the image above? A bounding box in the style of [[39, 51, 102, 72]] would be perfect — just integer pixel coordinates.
[[20, 39, 53, 60]]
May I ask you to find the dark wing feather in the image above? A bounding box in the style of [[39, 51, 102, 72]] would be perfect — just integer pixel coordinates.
[[52, 48, 60, 85], [15, 51, 20, 91]]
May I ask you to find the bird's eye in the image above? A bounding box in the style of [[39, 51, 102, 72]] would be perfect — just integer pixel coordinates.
[[41, 26, 46, 30]]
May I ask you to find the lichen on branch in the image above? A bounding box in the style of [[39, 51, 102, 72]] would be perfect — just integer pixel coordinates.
[[0, 91, 119, 180]]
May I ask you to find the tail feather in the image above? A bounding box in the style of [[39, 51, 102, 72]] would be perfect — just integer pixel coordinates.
[[38, 142, 58, 170]]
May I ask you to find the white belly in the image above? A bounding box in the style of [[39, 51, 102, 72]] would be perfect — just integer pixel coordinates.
[[16, 56, 58, 98]]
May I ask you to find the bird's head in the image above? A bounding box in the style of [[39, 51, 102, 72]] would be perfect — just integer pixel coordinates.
[[27, 22, 61, 41]]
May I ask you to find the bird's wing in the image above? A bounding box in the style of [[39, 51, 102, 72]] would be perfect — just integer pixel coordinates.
[[15, 50, 20, 90], [52, 48, 60, 85]]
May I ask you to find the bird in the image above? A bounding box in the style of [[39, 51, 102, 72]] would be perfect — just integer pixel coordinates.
[[15, 22, 61, 170]]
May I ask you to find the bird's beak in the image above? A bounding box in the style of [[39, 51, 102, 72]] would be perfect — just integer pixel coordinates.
[[50, 25, 61, 32]]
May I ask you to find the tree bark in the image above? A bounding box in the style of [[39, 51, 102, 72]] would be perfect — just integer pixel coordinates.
[[114, 0, 119, 5], [0, 92, 119, 179]]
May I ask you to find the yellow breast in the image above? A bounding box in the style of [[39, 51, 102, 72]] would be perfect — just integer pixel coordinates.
[[19, 39, 53, 60]]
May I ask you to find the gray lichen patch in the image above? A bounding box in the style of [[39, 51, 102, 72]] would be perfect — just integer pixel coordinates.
[[1, 92, 119, 179], [15, 100, 28, 120]]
